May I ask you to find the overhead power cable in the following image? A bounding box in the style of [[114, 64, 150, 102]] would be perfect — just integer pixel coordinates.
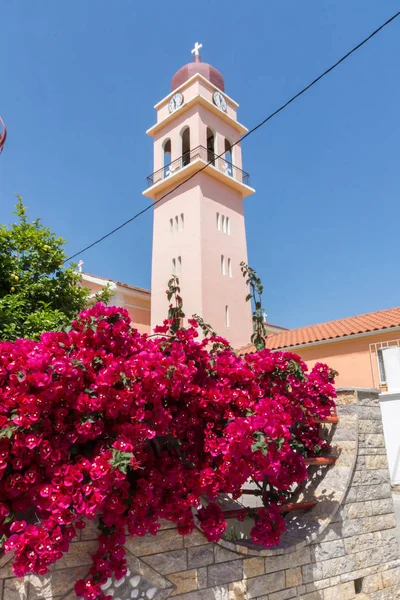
[[65, 10, 400, 263]]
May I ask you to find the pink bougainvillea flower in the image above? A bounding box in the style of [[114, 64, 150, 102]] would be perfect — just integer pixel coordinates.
[[0, 303, 336, 600]]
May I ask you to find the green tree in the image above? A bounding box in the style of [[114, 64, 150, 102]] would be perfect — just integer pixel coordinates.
[[0, 197, 110, 341]]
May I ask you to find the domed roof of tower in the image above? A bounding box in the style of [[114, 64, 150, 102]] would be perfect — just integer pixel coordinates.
[[171, 44, 225, 92]]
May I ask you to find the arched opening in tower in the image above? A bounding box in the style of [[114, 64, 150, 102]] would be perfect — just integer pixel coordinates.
[[181, 127, 190, 167]]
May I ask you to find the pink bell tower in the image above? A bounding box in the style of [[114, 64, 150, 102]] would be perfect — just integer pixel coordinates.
[[143, 44, 255, 349]]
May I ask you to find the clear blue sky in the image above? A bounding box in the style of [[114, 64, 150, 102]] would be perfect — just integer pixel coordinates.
[[1, 1, 399, 329]]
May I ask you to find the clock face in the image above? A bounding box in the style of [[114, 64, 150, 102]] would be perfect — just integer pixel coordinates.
[[168, 93, 184, 113], [213, 91, 227, 112]]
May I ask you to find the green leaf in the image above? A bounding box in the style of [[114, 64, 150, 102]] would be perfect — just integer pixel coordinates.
[[110, 449, 134, 474]]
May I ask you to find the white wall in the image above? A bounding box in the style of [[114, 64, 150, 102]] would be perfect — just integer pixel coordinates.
[[380, 392, 400, 485]]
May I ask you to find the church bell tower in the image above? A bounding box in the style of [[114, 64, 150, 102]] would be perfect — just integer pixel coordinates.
[[143, 44, 255, 349]]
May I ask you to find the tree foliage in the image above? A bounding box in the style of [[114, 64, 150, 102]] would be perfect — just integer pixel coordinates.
[[0, 197, 110, 341]]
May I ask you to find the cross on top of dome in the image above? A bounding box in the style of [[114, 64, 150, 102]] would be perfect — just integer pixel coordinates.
[[171, 43, 225, 91], [191, 42, 203, 59]]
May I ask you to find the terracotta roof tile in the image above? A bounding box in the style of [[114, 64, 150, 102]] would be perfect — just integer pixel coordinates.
[[238, 306, 400, 354]]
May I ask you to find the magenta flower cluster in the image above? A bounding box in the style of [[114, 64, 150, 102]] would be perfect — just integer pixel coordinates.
[[0, 304, 336, 599]]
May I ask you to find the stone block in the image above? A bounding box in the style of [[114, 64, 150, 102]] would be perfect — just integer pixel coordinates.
[[370, 498, 395, 515], [364, 434, 386, 447], [285, 567, 302, 588], [126, 529, 184, 556], [304, 578, 331, 593], [187, 544, 214, 569], [356, 391, 380, 406], [3, 578, 28, 600], [228, 580, 247, 600], [336, 391, 357, 405], [143, 549, 188, 575], [359, 447, 386, 455], [321, 555, 357, 578], [299, 592, 324, 600], [183, 529, 207, 548], [197, 566, 208, 589], [52, 540, 98, 569], [362, 572, 384, 593], [302, 563, 323, 584], [351, 469, 390, 486], [265, 547, 311, 574], [323, 581, 355, 600], [311, 539, 345, 561], [172, 585, 229, 600], [347, 502, 371, 519], [361, 407, 383, 420], [366, 455, 389, 469], [382, 567, 400, 588], [80, 518, 99, 540], [207, 561, 243, 586], [246, 571, 285, 599], [169, 569, 199, 596], [361, 513, 397, 533], [359, 420, 384, 434], [243, 557, 265, 578], [188, 545, 214, 568], [214, 546, 240, 563], [347, 483, 392, 502], [268, 589, 298, 600], [28, 566, 89, 598], [344, 532, 380, 554]]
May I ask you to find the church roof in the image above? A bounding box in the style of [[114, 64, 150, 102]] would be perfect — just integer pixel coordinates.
[[238, 306, 400, 354], [82, 273, 150, 295], [172, 55, 224, 92]]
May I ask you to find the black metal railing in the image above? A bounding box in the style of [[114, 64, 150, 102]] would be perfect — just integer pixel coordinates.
[[146, 145, 250, 187]]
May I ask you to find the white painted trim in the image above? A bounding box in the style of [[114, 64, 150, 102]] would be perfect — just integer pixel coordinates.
[[147, 95, 248, 137], [81, 274, 150, 300], [154, 73, 239, 110], [276, 326, 400, 351], [142, 156, 255, 200], [81, 273, 114, 287]]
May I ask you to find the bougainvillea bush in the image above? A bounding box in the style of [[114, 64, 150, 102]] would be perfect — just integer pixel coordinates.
[[0, 301, 336, 599]]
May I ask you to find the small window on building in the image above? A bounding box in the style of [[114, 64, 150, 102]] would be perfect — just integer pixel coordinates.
[[221, 215, 225, 233], [226, 217, 230, 235], [177, 256, 182, 273], [225, 305, 230, 327], [217, 213, 221, 230], [228, 258, 232, 277], [172, 258, 176, 275], [180, 213, 184, 230], [221, 255, 225, 275], [175, 216, 179, 231], [169, 218, 173, 233]]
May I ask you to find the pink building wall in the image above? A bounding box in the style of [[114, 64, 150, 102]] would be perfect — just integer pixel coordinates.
[[293, 330, 400, 390], [148, 68, 253, 349]]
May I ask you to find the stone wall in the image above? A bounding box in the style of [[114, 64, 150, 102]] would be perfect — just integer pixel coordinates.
[[1, 388, 400, 600]]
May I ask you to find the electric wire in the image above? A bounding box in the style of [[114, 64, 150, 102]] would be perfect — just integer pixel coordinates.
[[65, 10, 400, 263]]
